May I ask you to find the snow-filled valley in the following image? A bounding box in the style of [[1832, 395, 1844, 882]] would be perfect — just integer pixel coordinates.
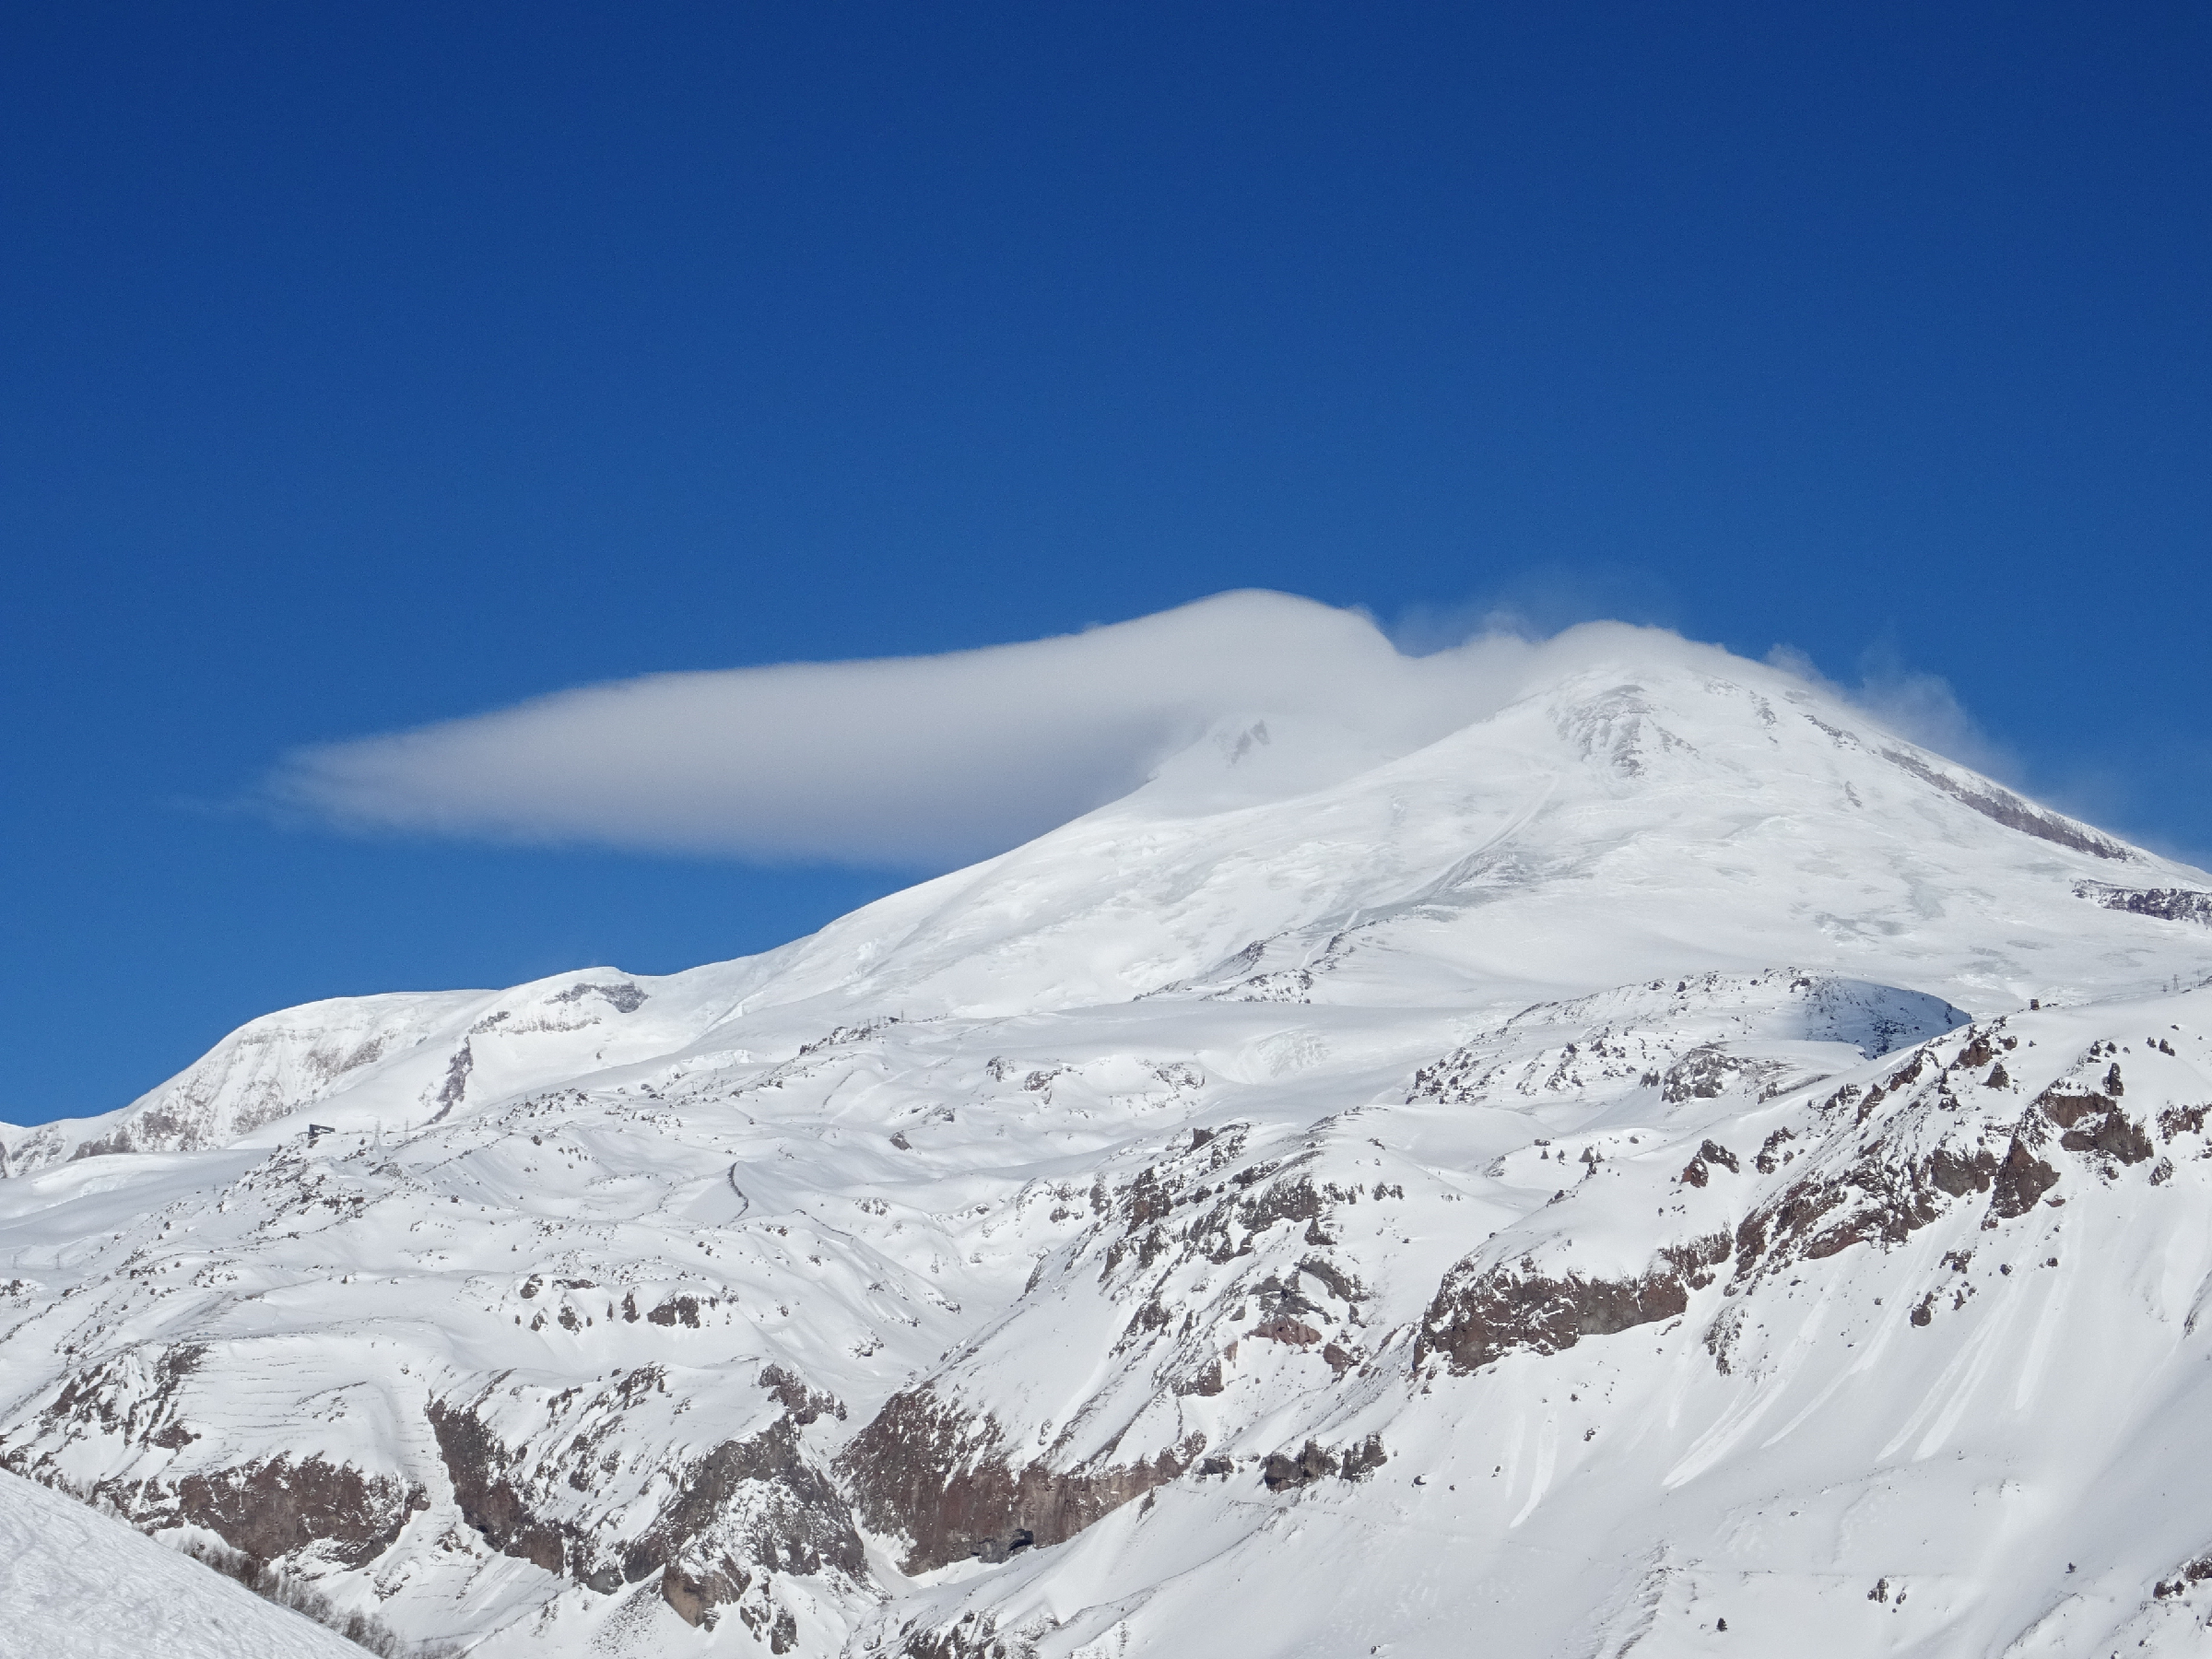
[[8, 642, 2212, 1655]]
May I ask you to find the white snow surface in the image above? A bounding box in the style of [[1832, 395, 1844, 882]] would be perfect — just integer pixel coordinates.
[[0, 1466, 365, 1658], [6, 648, 2212, 1656]]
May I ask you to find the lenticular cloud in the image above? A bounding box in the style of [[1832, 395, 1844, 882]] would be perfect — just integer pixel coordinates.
[[265, 592, 1788, 865]]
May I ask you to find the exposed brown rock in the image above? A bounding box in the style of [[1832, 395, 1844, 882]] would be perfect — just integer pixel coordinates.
[[1956, 1032, 1998, 1071], [2035, 1084, 2153, 1167], [759, 1362, 844, 1424], [1417, 1235, 1729, 1373], [2077, 883, 2212, 924], [431, 1383, 858, 1624], [1296, 1255, 1365, 1303], [647, 1294, 703, 1327], [2153, 1552, 2212, 1599], [1987, 1139, 2060, 1220], [1662, 1046, 1744, 1103], [2060, 1112, 2153, 1165], [1238, 1174, 1323, 1233], [427, 1398, 567, 1573], [2159, 1103, 2210, 1140], [1338, 1432, 1387, 1480], [619, 1414, 862, 1591], [1735, 1135, 1976, 1271], [1262, 1440, 1336, 1490], [900, 1616, 1009, 1659], [1173, 1358, 1226, 1396], [837, 1387, 1199, 1573], [1882, 748, 2129, 860], [175, 1456, 426, 1568], [660, 1559, 742, 1626]]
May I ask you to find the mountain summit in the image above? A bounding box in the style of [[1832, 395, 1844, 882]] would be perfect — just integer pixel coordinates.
[[7, 641, 2212, 1656]]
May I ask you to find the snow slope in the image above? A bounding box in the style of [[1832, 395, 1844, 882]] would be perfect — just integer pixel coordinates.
[[0, 1467, 367, 1658], [6, 640, 2212, 1656]]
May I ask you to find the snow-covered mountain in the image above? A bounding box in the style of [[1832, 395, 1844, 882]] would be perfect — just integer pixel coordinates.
[[8, 639, 2212, 1656]]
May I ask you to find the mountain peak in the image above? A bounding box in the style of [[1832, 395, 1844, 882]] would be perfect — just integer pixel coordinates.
[[8, 639, 2212, 1659]]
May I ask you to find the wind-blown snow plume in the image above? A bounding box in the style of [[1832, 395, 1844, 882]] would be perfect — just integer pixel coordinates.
[[272, 592, 1853, 865]]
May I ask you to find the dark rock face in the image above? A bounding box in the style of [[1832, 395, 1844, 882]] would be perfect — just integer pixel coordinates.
[[1297, 1255, 1365, 1303], [2077, 883, 2212, 924], [430, 1041, 473, 1122], [2038, 1086, 2154, 1167], [1256, 1432, 1384, 1489], [1882, 747, 2129, 860], [427, 1398, 568, 1573], [550, 978, 648, 1013], [621, 1415, 864, 1589], [837, 1387, 1199, 1573], [647, 1295, 703, 1328], [1663, 1047, 1747, 1103], [1237, 1174, 1323, 1233], [174, 1456, 426, 1568], [1416, 1236, 1729, 1373], [2154, 1553, 2212, 1600], [759, 1363, 845, 1425], [900, 1617, 1012, 1659], [1262, 1441, 1337, 1490], [1338, 1433, 1387, 1481], [431, 1390, 860, 1628], [1734, 1126, 1972, 1269], [26, 1344, 206, 1454], [1729, 1063, 2164, 1271], [1680, 1141, 1737, 1187]]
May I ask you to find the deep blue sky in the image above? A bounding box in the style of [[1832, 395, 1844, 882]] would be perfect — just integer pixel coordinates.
[[6, 4, 2208, 1123]]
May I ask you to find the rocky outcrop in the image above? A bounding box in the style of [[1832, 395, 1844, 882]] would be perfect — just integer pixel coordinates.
[[1679, 1137, 1740, 1186], [427, 1397, 568, 1573], [620, 1415, 863, 1593], [1417, 1237, 1729, 1374], [1985, 1138, 2060, 1220], [1262, 1441, 1337, 1490], [2037, 1083, 2153, 1167], [174, 1456, 426, 1567], [837, 1388, 1199, 1573], [1735, 1146, 1951, 1266], [1260, 1433, 1385, 1491], [1663, 1047, 1749, 1103], [759, 1363, 845, 1425], [429, 1389, 858, 1626], [1882, 747, 2130, 860], [2077, 882, 2212, 925]]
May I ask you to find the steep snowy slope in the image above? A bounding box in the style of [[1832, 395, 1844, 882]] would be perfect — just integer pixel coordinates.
[[0, 1467, 369, 1658], [6, 639, 2212, 1658]]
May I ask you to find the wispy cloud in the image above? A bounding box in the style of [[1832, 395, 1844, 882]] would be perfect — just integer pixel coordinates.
[[1764, 639, 2018, 782], [270, 590, 2013, 870]]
